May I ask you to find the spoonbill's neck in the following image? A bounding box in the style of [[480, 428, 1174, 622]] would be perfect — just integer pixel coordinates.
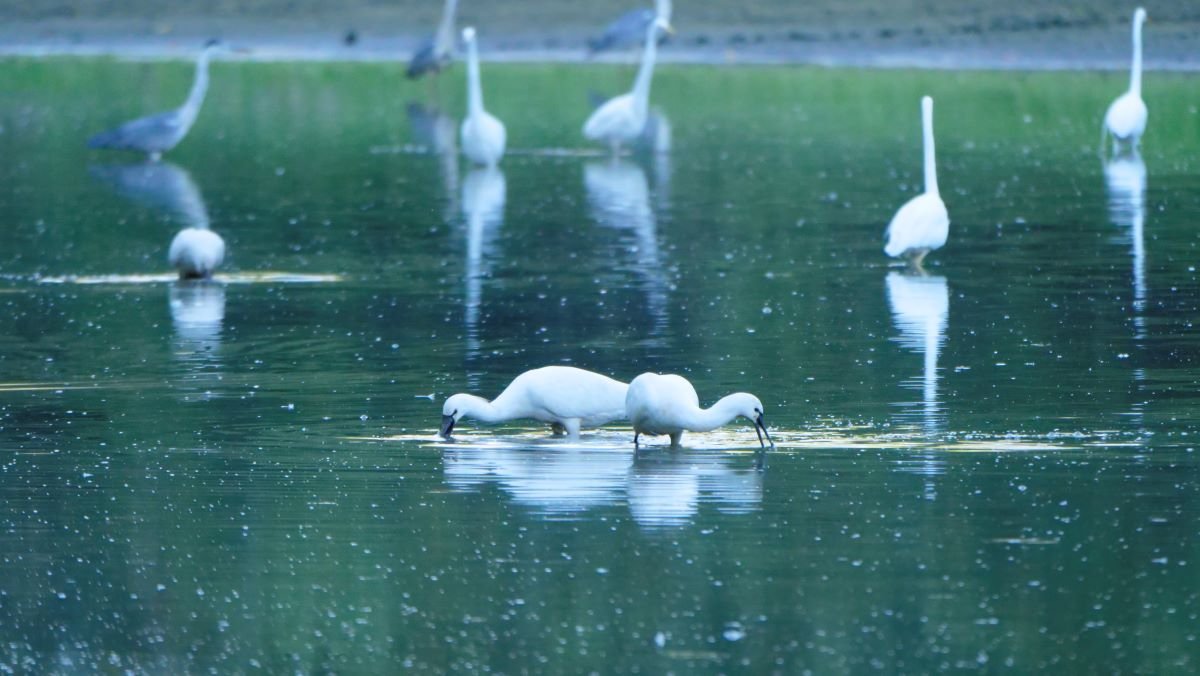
[[181, 49, 213, 123], [631, 23, 660, 118], [680, 395, 744, 433], [460, 394, 514, 423], [466, 38, 484, 118], [1130, 16, 1144, 96], [922, 97, 939, 196]]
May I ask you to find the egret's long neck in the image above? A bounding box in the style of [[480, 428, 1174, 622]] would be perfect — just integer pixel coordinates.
[[682, 396, 743, 433], [435, 0, 459, 53], [1130, 17, 1144, 95], [922, 99, 938, 196], [632, 25, 660, 116], [181, 49, 212, 121], [466, 39, 484, 117]]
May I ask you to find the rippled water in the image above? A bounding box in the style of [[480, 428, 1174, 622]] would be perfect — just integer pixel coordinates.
[[1, 60, 1199, 672]]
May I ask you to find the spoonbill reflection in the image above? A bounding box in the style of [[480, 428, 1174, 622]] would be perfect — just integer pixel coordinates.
[[589, 0, 673, 55], [627, 451, 762, 528], [1103, 7, 1148, 154], [884, 96, 948, 268], [626, 373, 772, 449], [440, 366, 628, 438], [584, 159, 670, 339], [1104, 152, 1147, 337], [584, 16, 673, 152], [407, 0, 459, 80], [886, 272, 949, 437], [461, 167, 506, 369], [460, 27, 506, 166], [88, 40, 223, 161], [169, 282, 226, 376]]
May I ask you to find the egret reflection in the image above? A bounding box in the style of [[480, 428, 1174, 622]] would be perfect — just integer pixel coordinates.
[[886, 271, 949, 496], [1104, 151, 1147, 337], [443, 444, 761, 527], [584, 160, 670, 341], [461, 167, 506, 381]]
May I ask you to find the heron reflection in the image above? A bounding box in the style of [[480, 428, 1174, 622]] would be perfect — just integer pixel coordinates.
[[461, 167, 506, 383], [886, 271, 949, 498], [584, 159, 670, 341], [443, 444, 761, 527], [407, 102, 460, 221], [1104, 151, 1147, 338]]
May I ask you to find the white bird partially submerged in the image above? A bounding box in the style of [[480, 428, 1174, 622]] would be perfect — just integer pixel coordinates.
[[168, 227, 225, 279], [884, 96, 949, 267], [625, 373, 773, 449], [440, 366, 628, 438], [88, 40, 223, 161], [1103, 7, 1148, 155], [583, 16, 673, 152], [459, 27, 507, 166]]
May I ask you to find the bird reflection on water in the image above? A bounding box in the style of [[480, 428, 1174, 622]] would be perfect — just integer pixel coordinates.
[[1104, 151, 1147, 338], [585, 159, 670, 343], [461, 167, 506, 386], [886, 271, 949, 497]]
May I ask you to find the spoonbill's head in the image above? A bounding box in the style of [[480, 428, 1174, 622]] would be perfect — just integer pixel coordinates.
[[440, 393, 473, 437], [727, 392, 773, 448], [461, 27, 476, 44]]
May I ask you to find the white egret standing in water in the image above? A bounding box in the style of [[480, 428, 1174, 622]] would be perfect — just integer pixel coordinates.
[[407, 0, 459, 80], [1103, 7, 1148, 155], [588, 0, 673, 55], [440, 366, 629, 438], [88, 40, 222, 161], [584, 16, 673, 152], [459, 27, 507, 166], [625, 373, 772, 449], [884, 96, 949, 267]]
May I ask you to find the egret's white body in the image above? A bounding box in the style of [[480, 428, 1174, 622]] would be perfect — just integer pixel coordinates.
[[168, 227, 225, 279], [440, 366, 628, 437], [1103, 8, 1148, 152], [460, 27, 506, 167], [884, 96, 948, 266], [625, 373, 772, 448], [583, 17, 671, 151], [88, 41, 221, 161]]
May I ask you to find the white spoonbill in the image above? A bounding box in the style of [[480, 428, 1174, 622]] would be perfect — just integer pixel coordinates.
[[168, 227, 225, 279], [1103, 7, 1148, 154], [440, 366, 628, 438], [88, 40, 223, 161], [625, 373, 773, 449], [884, 96, 949, 267], [583, 16, 673, 152], [460, 27, 507, 166]]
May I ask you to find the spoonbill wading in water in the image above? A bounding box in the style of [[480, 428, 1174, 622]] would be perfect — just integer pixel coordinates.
[[884, 96, 949, 269], [625, 373, 773, 449], [440, 366, 628, 438]]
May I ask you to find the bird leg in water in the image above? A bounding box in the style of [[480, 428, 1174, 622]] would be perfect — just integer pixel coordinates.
[[633, 432, 640, 447], [669, 432, 683, 448], [550, 422, 566, 436]]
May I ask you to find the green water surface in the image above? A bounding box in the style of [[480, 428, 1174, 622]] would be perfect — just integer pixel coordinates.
[[1, 59, 1199, 672]]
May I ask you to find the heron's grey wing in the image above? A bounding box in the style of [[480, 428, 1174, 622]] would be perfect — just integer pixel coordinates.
[[406, 40, 439, 79], [89, 161, 209, 228], [589, 8, 654, 53], [88, 110, 183, 151]]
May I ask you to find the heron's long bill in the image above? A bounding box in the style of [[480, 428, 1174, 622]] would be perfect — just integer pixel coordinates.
[[439, 414, 456, 438], [754, 413, 774, 449]]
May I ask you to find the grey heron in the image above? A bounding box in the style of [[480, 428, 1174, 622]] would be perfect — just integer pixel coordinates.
[[589, 0, 672, 55], [87, 40, 223, 161], [407, 0, 459, 80]]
